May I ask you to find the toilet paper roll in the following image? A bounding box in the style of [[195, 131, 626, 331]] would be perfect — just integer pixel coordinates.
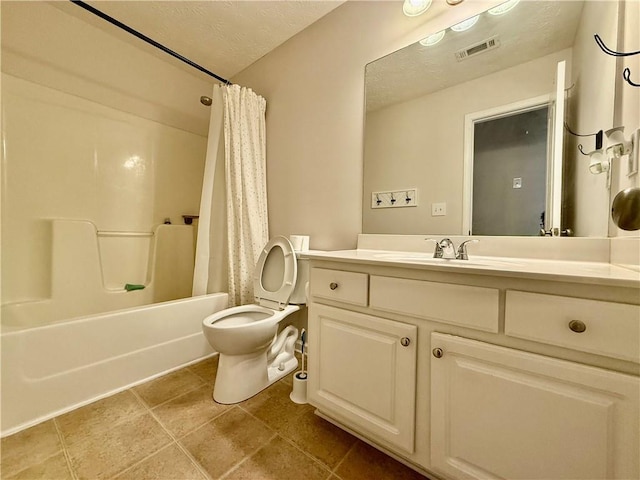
[[290, 372, 308, 404], [289, 235, 309, 252]]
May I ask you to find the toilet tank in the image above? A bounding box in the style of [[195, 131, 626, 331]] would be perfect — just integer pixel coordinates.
[[289, 255, 309, 305]]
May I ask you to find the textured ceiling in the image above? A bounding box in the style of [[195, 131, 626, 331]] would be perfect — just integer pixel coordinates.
[[52, 0, 344, 82], [366, 1, 585, 112]]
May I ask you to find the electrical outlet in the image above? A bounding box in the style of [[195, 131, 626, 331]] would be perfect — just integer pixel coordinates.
[[431, 202, 446, 216]]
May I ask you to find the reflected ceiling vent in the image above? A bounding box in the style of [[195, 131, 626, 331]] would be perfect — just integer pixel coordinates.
[[455, 36, 500, 61]]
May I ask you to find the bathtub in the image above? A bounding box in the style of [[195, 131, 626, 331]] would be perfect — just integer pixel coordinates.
[[0, 293, 228, 436]]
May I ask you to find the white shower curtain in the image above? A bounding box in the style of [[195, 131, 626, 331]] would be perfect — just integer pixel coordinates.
[[224, 85, 269, 306], [192, 84, 268, 306]]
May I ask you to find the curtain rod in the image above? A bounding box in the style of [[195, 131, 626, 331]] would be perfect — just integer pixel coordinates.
[[70, 0, 231, 85]]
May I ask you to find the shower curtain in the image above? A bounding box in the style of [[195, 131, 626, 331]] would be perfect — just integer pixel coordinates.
[[192, 84, 268, 307]]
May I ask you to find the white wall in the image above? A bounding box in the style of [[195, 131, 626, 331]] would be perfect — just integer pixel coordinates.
[[233, 1, 499, 250], [567, 0, 619, 237], [611, 0, 640, 238], [1, 1, 214, 136], [363, 49, 570, 235]]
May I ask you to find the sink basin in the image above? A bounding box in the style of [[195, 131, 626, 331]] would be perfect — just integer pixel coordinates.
[[372, 253, 524, 268]]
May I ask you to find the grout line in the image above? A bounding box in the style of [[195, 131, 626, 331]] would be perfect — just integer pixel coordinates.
[[236, 399, 336, 477], [106, 442, 177, 480], [129, 388, 215, 480], [331, 439, 359, 475], [132, 372, 208, 410], [217, 433, 279, 480], [52, 418, 79, 480], [272, 431, 335, 477]]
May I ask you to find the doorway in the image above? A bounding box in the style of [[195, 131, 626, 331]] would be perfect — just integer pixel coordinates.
[[463, 97, 553, 236]]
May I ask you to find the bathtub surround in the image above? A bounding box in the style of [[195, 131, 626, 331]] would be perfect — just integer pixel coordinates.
[[0, 73, 206, 324]]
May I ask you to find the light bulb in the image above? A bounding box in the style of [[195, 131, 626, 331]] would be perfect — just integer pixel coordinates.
[[403, 0, 432, 17], [451, 15, 479, 32], [419, 30, 445, 46], [488, 0, 520, 16]]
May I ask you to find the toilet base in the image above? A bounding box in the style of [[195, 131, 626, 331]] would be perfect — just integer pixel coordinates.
[[213, 351, 298, 404]]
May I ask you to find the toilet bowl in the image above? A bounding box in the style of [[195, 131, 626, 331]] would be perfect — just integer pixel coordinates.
[[202, 236, 308, 404]]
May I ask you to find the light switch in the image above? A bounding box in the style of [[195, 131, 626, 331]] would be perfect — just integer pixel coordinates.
[[513, 177, 522, 189], [431, 202, 446, 216]]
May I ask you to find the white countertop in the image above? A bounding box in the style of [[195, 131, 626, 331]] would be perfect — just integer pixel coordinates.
[[303, 249, 640, 288]]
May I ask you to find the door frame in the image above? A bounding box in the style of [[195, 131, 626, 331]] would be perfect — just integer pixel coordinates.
[[462, 94, 552, 235]]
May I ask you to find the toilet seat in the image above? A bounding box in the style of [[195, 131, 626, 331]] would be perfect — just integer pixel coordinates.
[[253, 236, 297, 310]]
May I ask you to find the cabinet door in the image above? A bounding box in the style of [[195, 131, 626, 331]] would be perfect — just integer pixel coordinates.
[[308, 304, 417, 453], [430, 333, 639, 480]]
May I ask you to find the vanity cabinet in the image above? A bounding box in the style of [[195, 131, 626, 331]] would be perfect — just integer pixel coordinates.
[[308, 303, 417, 453], [430, 332, 640, 480], [306, 261, 640, 480]]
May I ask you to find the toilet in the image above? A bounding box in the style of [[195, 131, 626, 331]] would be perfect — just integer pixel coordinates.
[[202, 236, 308, 404]]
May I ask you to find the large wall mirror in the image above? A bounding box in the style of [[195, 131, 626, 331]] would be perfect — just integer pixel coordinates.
[[363, 0, 620, 237]]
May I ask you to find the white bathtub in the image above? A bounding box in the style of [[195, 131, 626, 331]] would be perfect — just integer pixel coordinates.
[[0, 293, 228, 436]]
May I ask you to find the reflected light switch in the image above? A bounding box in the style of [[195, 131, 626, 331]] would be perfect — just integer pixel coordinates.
[[431, 202, 446, 216]]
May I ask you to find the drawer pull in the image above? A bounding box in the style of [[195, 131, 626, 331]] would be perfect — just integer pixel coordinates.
[[400, 337, 411, 347], [568, 320, 587, 333], [329, 282, 339, 290], [432, 347, 443, 358]]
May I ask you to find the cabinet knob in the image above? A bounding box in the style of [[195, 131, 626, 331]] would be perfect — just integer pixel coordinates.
[[329, 282, 339, 290], [400, 337, 411, 347], [432, 348, 443, 358], [568, 320, 587, 333]]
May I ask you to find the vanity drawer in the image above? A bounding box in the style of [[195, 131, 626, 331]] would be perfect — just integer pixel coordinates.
[[369, 276, 499, 332], [310, 268, 369, 306], [505, 291, 640, 363]]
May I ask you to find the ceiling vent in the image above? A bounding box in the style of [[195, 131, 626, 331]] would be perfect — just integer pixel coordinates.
[[455, 36, 500, 61]]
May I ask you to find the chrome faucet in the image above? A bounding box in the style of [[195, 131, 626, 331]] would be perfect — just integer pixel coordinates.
[[438, 238, 456, 259], [426, 238, 479, 260]]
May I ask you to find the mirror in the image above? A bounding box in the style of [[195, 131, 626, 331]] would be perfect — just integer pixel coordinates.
[[363, 0, 620, 236]]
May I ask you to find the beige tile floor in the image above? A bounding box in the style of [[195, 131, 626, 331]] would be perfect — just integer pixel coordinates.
[[1, 356, 429, 480]]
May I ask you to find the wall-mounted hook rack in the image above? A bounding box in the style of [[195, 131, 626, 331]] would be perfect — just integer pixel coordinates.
[[371, 189, 418, 209]]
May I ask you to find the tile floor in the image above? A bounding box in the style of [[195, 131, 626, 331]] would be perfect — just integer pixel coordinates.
[[1, 356, 429, 480]]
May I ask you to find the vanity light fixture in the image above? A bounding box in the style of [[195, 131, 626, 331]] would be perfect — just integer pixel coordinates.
[[403, 0, 432, 17], [419, 30, 446, 46], [451, 15, 479, 32], [488, 0, 520, 16]]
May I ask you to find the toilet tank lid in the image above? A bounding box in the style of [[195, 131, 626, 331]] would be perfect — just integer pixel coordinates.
[[253, 236, 298, 310]]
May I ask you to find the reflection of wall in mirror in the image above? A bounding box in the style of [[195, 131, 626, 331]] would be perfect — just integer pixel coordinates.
[[611, 0, 640, 238], [363, 49, 570, 235], [566, 0, 619, 237]]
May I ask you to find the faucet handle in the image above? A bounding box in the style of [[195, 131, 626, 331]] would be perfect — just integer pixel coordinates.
[[456, 239, 479, 260], [425, 238, 443, 258]]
